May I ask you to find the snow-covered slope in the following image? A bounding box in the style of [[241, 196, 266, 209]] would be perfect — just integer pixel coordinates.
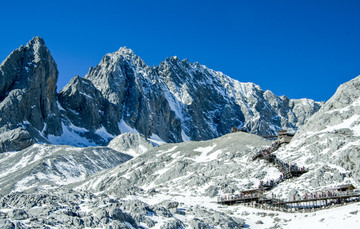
[[270, 75, 360, 199], [0, 144, 132, 195], [77, 132, 276, 197]]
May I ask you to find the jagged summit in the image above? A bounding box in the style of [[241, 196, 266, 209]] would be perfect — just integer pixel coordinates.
[[0, 38, 322, 152], [99, 46, 146, 69], [0, 37, 61, 152], [26, 36, 45, 46], [80, 47, 322, 143], [114, 46, 136, 57]]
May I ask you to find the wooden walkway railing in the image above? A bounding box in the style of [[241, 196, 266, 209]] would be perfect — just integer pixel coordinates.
[[217, 192, 360, 212], [218, 141, 359, 212], [253, 141, 308, 191]]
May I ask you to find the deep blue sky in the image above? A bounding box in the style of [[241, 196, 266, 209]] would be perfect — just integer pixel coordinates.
[[1, 0, 360, 101]]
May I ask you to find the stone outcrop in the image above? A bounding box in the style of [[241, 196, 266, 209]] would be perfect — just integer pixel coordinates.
[[84, 48, 183, 143], [58, 75, 119, 136], [107, 132, 154, 156], [0, 191, 245, 228]]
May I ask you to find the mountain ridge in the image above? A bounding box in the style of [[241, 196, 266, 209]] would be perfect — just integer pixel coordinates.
[[0, 37, 322, 152]]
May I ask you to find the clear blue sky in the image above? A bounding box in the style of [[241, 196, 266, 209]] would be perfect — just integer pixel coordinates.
[[1, 0, 360, 101]]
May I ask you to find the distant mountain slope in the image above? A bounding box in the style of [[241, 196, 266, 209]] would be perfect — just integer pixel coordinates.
[[0, 144, 132, 195], [0, 37, 321, 152]]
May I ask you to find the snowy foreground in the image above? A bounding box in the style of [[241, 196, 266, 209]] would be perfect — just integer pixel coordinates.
[[136, 193, 360, 229], [0, 131, 359, 228], [0, 185, 359, 228]]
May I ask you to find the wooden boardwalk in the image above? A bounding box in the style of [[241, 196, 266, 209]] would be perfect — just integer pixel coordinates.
[[218, 140, 359, 212], [217, 192, 360, 212], [252, 141, 308, 191]]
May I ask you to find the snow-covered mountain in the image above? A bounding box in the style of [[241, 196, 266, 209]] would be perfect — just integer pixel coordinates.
[[80, 47, 322, 143], [0, 37, 321, 153]]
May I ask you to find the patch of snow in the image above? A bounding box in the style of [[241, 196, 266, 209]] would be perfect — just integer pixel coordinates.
[[181, 130, 191, 141], [14, 175, 37, 192], [149, 134, 166, 146], [118, 120, 138, 134], [95, 126, 115, 141], [79, 91, 93, 99], [47, 123, 96, 147], [193, 144, 217, 162]]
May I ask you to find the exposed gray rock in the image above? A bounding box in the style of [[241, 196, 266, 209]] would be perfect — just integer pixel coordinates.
[[0, 37, 62, 152], [81, 49, 321, 144], [189, 218, 209, 229], [108, 207, 125, 221], [0, 127, 34, 153], [349, 210, 358, 215], [0, 190, 246, 229], [58, 75, 120, 145], [85, 49, 183, 143], [0, 219, 14, 229], [8, 209, 28, 220], [160, 219, 184, 229], [107, 132, 154, 156], [0, 144, 132, 195], [159, 200, 179, 209]]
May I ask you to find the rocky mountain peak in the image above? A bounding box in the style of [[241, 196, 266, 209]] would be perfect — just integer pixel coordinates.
[[100, 46, 147, 70], [25, 36, 45, 49], [0, 37, 62, 152], [115, 46, 136, 57], [0, 38, 322, 152]]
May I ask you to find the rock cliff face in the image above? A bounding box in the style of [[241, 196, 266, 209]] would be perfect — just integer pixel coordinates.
[[0, 37, 322, 152], [64, 48, 321, 144], [0, 37, 61, 152], [83, 48, 182, 143]]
